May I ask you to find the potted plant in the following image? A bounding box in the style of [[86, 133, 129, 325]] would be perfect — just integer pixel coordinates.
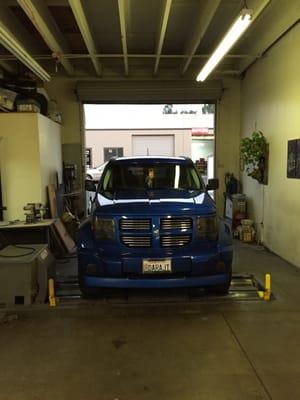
[[240, 130, 268, 184]]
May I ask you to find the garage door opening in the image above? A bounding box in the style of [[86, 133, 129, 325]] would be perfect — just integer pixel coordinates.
[[83, 103, 215, 184]]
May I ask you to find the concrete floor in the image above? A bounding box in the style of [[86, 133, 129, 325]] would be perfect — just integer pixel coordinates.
[[1, 242, 300, 400]]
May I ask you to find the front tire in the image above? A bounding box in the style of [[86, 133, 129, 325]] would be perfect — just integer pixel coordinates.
[[206, 267, 232, 295]]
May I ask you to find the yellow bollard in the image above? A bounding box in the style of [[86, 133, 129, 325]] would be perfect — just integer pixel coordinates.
[[264, 273, 271, 301], [48, 278, 56, 307]]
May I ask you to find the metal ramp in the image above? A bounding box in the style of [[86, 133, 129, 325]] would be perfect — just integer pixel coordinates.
[[55, 274, 268, 305]]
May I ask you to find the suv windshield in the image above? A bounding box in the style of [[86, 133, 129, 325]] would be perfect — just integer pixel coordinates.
[[100, 161, 204, 197]]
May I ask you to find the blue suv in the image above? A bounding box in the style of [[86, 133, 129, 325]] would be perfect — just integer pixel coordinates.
[[78, 156, 233, 296]]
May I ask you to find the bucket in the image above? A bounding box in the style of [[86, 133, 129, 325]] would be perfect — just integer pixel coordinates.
[[241, 219, 255, 242]]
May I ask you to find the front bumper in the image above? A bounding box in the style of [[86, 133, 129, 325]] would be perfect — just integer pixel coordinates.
[[83, 273, 230, 289], [78, 248, 233, 289]]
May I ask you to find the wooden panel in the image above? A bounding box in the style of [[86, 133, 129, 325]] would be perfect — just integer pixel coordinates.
[[48, 184, 58, 218], [53, 219, 76, 254]]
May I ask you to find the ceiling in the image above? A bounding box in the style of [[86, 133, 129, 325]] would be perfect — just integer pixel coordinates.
[[0, 0, 299, 81]]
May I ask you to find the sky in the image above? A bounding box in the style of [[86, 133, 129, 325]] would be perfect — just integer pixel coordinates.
[[84, 104, 215, 130]]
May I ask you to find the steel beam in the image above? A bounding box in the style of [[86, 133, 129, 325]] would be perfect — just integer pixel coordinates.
[[0, 5, 40, 53], [117, 0, 129, 75], [0, 53, 253, 61], [181, 0, 221, 75], [68, 0, 102, 75], [17, 0, 74, 75], [154, 0, 172, 75], [0, 21, 50, 81]]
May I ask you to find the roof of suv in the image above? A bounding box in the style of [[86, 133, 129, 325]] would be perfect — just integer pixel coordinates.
[[110, 156, 192, 164]]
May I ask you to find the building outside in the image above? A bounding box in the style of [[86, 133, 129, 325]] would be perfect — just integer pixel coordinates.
[[84, 104, 215, 178]]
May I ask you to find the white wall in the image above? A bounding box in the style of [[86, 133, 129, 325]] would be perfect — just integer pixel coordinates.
[[85, 129, 192, 166], [45, 78, 83, 189], [38, 115, 63, 204], [241, 23, 300, 267], [216, 78, 241, 211], [0, 113, 62, 220], [45, 78, 81, 145]]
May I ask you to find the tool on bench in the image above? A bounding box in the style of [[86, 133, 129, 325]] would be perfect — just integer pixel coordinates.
[[23, 203, 48, 223]]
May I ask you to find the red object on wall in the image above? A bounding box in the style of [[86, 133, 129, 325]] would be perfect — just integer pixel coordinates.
[[192, 128, 213, 136]]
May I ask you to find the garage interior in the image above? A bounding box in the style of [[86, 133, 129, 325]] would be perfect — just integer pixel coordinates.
[[0, 0, 300, 399]]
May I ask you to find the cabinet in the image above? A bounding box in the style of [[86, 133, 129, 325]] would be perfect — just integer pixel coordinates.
[[0, 113, 62, 221]]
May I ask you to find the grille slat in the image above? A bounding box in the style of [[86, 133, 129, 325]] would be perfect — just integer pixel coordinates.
[[161, 235, 191, 248], [161, 218, 193, 230], [120, 219, 151, 231], [121, 236, 151, 248]]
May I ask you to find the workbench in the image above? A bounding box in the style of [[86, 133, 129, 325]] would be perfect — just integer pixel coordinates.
[[0, 219, 56, 248]]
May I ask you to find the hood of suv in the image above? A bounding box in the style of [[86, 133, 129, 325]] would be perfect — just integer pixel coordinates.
[[94, 190, 216, 216]]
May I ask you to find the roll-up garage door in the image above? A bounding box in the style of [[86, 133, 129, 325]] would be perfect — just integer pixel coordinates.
[[132, 135, 174, 156], [76, 80, 223, 103]]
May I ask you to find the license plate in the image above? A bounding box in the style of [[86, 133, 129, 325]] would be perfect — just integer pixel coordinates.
[[142, 259, 172, 274]]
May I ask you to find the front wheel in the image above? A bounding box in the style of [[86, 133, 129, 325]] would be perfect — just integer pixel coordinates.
[[206, 268, 232, 295]]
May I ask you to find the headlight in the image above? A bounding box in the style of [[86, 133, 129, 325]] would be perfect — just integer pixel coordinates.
[[197, 216, 218, 241], [92, 217, 115, 240]]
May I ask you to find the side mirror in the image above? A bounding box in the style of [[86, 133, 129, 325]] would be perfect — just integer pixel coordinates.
[[85, 179, 97, 192], [206, 178, 219, 191]]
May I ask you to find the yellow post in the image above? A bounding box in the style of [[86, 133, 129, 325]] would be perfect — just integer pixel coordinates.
[[264, 273, 271, 301], [48, 278, 56, 307]]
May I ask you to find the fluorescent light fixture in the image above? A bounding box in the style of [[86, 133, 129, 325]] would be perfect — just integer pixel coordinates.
[[0, 24, 51, 82], [196, 8, 252, 82]]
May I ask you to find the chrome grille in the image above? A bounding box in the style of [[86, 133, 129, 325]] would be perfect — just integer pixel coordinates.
[[161, 218, 193, 230], [160, 235, 191, 248], [120, 218, 151, 231], [121, 236, 151, 248]]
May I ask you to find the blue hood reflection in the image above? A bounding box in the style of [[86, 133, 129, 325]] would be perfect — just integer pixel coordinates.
[[94, 189, 216, 216]]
